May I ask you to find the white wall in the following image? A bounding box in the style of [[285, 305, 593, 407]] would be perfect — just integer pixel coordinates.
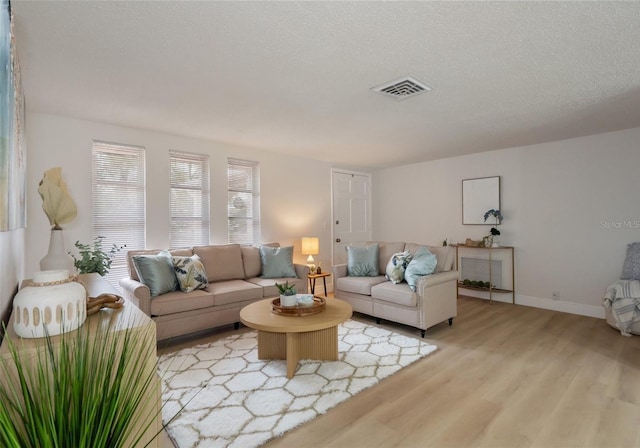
[[374, 127, 640, 317], [24, 112, 350, 283], [22, 113, 640, 318], [0, 229, 24, 323]]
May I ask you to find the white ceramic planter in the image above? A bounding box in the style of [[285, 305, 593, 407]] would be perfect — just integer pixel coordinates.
[[280, 294, 297, 307], [13, 270, 87, 338]]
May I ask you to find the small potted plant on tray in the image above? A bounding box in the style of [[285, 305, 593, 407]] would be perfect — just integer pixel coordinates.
[[276, 281, 297, 307]]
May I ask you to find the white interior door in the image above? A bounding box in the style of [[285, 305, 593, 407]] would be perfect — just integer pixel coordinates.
[[332, 170, 372, 266]]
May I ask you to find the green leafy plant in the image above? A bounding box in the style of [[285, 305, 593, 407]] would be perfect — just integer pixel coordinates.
[[69, 236, 125, 276], [483, 209, 503, 223], [0, 320, 174, 447], [484, 209, 503, 236], [275, 280, 297, 296], [461, 279, 493, 289]]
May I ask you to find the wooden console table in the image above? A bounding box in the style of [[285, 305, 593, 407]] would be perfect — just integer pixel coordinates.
[[1, 273, 161, 447], [454, 245, 515, 304]]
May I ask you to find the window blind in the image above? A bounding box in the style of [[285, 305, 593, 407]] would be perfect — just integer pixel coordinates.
[[170, 151, 210, 248], [92, 141, 146, 290], [227, 158, 260, 245]]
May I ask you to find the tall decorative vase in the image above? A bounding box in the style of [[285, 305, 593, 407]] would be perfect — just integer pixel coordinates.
[[40, 229, 74, 271]]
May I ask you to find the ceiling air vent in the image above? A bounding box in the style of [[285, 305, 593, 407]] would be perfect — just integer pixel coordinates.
[[372, 76, 432, 101]]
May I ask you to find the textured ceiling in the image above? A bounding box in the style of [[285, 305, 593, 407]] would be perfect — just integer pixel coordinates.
[[12, 1, 640, 168]]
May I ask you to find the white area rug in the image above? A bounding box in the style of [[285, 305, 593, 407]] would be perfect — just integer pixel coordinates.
[[159, 320, 437, 448]]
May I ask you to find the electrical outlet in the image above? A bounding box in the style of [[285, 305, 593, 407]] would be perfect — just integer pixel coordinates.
[[552, 291, 560, 300]]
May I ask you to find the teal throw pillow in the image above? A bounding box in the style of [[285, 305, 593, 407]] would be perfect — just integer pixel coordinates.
[[260, 245, 297, 278], [347, 245, 379, 277], [385, 250, 412, 284], [172, 254, 209, 293], [132, 250, 178, 298], [404, 247, 437, 291]]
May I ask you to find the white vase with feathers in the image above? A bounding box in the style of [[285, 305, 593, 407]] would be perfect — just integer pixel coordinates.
[[38, 167, 77, 271]]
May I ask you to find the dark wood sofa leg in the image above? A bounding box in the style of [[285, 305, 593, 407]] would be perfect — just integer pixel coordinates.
[[448, 318, 453, 326], [376, 318, 381, 325], [234, 322, 240, 330], [421, 329, 426, 338]]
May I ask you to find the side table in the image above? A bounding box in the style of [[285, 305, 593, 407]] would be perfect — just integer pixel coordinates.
[[308, 272, 331, 296]]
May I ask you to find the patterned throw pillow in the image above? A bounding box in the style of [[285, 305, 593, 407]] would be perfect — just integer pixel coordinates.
[[172, 254, 209, 293], [385, 251, 413, 284], [621, 242, 640, 280]]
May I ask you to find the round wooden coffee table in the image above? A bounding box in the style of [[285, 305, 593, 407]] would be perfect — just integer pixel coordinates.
[[240, 298, 352, 378]]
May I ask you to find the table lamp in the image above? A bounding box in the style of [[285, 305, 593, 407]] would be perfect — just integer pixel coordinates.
[[301, 237, 319, 273]]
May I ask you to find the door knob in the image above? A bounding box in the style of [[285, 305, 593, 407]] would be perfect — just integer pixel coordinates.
[[336, 238, 341, 243]]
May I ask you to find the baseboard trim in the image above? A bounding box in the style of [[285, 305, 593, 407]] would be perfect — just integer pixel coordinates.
[[516, 294, 605, 319], [459, 290, 605, 319], [458, 289, 514, 304]]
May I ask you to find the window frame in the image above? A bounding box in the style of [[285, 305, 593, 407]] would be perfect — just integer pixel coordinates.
[[169, 150, 211, 248], [227, 158, 260, 245], [92, 140, 146, 290]]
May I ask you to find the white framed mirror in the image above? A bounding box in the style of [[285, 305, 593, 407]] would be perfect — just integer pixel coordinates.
[[462, 176, 500, 225]]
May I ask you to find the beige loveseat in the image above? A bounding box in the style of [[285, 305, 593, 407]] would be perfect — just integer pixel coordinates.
[[333, 242, 458, 337], [120, 244, 309, 341]]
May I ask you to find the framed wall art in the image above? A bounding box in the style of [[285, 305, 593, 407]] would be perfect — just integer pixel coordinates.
[[0, 0, 26, 231], [462, 176, 500, 225]]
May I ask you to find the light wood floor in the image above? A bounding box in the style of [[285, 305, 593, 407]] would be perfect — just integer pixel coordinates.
[[158, 295, 640, 448]]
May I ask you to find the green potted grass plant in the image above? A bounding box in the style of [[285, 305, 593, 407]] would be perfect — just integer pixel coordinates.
[[0, 320, 176, 447]]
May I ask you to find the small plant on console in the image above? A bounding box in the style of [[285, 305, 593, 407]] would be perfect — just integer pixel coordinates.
[[484, 209, 503, 236], [69, 236, 125, 276]]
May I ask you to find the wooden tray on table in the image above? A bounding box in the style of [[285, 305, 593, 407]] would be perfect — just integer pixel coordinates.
[[271, 296, 326, 316]]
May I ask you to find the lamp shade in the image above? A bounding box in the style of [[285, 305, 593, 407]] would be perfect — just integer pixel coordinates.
[[301, 237, 319, 255]]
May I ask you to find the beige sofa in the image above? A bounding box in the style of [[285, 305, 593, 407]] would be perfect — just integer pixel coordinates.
[[333, 242, 458, 337], [120, 243, 309, 341]]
